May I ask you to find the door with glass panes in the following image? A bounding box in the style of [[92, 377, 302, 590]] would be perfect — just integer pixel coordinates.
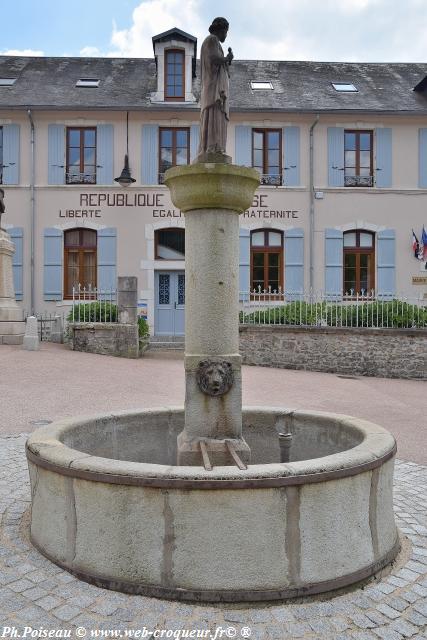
[[154, 271, 185, 335]]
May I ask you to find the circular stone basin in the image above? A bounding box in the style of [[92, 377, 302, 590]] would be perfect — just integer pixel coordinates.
[[26, 407, 399, 602]]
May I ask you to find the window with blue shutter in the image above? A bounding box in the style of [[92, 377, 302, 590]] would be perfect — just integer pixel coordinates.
[[190, 124, 200, 162], [239, 228, 250, 301], [283, 126, 300, 186], [48, 124, 66, 185], [419, 128, 427, 188], [325, 228, 343, 298], [235, 126, 251, 167], [96, 124, 114, 184], [327, 128, 344, 187], [98, 228, 117, 297], [377, 229, 396, 298], [10, 227, 23, 301], [285, 228, 304, 299], [375, 128, 392, 188], [142, 125, 159, 185], [44, 228, 63, 301], [2, 124, 20, 185]]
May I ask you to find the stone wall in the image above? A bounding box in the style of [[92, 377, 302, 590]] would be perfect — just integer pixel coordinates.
[[69, 323, 139, 358], [239, 326, 427, 379]]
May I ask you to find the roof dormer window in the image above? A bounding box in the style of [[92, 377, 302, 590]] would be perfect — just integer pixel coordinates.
[[165, 49, 185, 101], [151, 27, 197, 103]]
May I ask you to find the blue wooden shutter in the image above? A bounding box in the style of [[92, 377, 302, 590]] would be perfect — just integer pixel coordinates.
[[44, 228, 63, 301], [327, 128, 344, 187], [325, 228, 343, 298], [141, 125, 159, 185], [239, 228, 250, 301], [419, 128, 427, 188], [98, 228, 117, 296], [375, 128, 392, 187], [235, 126, 252, 167], [96, 124, 114, 184], [48, 124, 66, 185], [285, 228, 304, 299], [190, 125, 200, 162], [283, 126, 300, 186], [377, 229, 396, 299], [10, 227, 23, 301], [2, 124, 20, 185]]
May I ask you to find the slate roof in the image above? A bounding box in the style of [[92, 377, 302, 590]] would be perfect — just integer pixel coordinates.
[[0, 55, 427, 114]]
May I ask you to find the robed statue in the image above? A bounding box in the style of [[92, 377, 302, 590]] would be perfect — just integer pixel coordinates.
[[196, 17, 233, 163]]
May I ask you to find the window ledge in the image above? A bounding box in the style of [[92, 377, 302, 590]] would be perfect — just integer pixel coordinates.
[[320, 187, 427, 194]]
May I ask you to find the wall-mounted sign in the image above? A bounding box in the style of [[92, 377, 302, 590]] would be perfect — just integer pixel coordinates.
[[57, 191, 301, 221], [241, 194, 299, 219], [412, 276, 427, 284]]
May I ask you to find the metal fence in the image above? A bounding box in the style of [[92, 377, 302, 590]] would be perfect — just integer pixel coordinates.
[[23, 311, 66, 341], [70, 285, 118, 323], [239, 290, 427, 329]]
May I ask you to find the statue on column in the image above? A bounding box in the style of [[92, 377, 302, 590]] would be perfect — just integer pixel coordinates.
[[195, 17, 233, 163]]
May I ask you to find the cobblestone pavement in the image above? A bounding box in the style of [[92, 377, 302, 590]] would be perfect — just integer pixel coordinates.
[[1, 434, 426, 640]]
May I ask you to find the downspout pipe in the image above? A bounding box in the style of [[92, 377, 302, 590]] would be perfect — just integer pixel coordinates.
[[309, 114, 320, 293], [27, 109, 35, 315]]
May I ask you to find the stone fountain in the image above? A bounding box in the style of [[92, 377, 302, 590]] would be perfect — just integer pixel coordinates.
[[26, 18, 399, 602]]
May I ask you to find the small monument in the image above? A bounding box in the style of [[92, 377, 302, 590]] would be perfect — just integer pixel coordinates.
[[165, 18, 260, 466], [0, 188, 25, 345]]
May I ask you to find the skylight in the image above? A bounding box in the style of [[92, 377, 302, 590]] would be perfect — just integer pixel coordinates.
[[251, 81, 273, 90], [0, 78, 17, 86], [76, 78, 100, 88], [332, 83, 358, 92]]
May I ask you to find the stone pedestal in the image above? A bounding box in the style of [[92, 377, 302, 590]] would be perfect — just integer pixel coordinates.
[[165, 163, 259, 466], [23, 316, 40, 351], [0, 229, 25, 345], [118, 276, 138, 325]]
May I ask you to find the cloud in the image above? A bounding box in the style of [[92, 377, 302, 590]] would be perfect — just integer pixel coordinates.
[[0, 48, 44, 56], [110, 0, 204, 57], [77, 0, 427, 62]]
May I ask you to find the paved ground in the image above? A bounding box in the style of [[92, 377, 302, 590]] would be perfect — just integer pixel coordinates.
[[1, 344, 427, 639], [0, 343, 426, 464]]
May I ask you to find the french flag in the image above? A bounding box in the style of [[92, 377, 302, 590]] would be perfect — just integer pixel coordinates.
[[422, 226, 427, 260], [412, 229, 420, 258]]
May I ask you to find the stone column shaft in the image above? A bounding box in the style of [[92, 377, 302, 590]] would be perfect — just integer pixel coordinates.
[[165, 163, 259, 466]]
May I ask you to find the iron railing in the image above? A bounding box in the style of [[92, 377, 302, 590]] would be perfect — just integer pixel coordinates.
[[71, 285, 118, 323], [240, 289, 427, 329], [66, 172, 96, 185], [344, 175, 374, 187], [23, 311, 65, 341]]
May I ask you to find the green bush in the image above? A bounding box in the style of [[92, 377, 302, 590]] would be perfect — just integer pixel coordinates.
[[240, 300, 427, 328], [68, 302, 150, 337], [138, 315, 149, 338], [67, 301, 117, 323]]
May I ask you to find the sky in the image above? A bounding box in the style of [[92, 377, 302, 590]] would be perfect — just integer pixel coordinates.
[[0, 0, 426, 62]]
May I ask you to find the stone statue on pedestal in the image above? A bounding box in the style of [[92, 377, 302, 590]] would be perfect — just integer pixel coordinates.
[[195, 17, 233, 163]]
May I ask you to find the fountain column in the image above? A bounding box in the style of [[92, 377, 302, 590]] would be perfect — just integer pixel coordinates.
[[165, 163, 259, 466]]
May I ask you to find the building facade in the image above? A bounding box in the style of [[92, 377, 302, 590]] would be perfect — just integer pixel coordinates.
[[0, 28, 426, 336]]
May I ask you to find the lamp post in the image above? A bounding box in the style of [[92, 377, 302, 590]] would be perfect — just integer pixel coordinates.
[[114, 112, 135, 187]]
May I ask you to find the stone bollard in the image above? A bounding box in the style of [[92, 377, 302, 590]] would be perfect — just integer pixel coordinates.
[[23, 316, 40, 351], [50, 315, 63, 343], [117, 277, 138, 325]]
